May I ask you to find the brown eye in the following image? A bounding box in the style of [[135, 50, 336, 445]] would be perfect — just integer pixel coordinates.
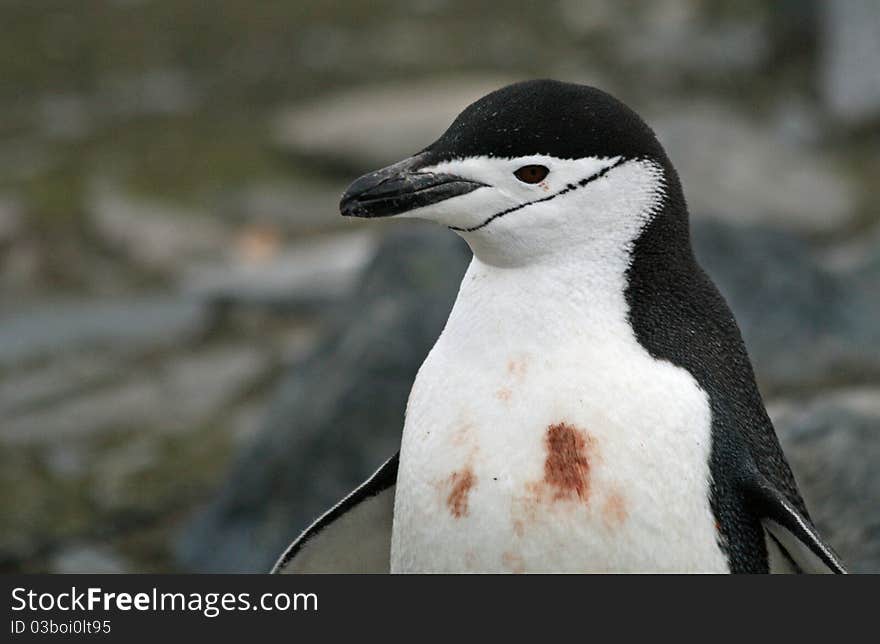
[[514, 165, 549, 184]]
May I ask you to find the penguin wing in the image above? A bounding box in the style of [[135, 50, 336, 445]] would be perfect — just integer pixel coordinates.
[[271, 453, 398, 574], [748, 476, 846, 574]]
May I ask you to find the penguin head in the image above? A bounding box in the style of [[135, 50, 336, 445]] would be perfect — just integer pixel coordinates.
[[341, 80, 684, 266]]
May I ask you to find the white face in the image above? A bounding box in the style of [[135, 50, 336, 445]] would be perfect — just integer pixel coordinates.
[[396, 155, 667, 267]]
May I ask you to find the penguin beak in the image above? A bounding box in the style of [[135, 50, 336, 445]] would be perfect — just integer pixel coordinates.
[[340, 153, 486, 218]]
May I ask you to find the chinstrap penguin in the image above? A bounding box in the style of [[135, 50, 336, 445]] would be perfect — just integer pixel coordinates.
[[273, 79, 845, 574]]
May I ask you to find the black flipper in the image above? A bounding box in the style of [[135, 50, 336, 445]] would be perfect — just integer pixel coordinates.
[[747, 475, 846, 574], [271, 453, 399, 574]]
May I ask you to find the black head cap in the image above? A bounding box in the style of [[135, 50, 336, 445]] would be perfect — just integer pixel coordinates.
[[423, 79, 668, 164]]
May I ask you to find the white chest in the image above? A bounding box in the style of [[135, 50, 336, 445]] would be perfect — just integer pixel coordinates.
[[389, 258, 729, 573]]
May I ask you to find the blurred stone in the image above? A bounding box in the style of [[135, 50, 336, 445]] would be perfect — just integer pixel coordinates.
[[89, 182, 228, 273], [771, 388, 880, 573], [273, 76, 514, 172], [159, 346, 271, 429], [0, 195, 24, 244], [0, 197, 43, 291], [0, 241, 42, 291], [822, 0, 880, 125], [182, 231, 378, 312], [771, 98, 825, 146], [0, 294, 207, 367], [621, 2, 768, 75], [0, 352, 119, 417], [38, 93, 93, 141], [233, 225, 284, 264], [693, 218, 880, 393], [2, 380, 155, 446], [651, 101, 856, 235], [176, 225, 472, 572], [218, 179, 349, 234], [821, 220, 880, 274], [560, 0, 769, 75], [45, 442, 92, 480], [853, 226, 880, 291], [1, 345, 269, 445], [99, 68, 201, 118], [557, 0, 619, 36], [0, 139, 54, 183], [49, 543, 131, 574], [228, 401, 267, 445], [90, 436, 164, 510]]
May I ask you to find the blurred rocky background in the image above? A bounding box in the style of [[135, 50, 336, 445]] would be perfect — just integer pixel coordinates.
[[1, 0, 877, 574]]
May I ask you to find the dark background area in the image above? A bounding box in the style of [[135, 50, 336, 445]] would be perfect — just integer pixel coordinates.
[[1, 0, 878, 573]]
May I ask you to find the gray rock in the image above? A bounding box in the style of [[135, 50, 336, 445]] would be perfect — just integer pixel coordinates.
[[99, 68, 201, 119], [182, 231, 378, 313], [176, 225, 471, 572], [822, 0, 880, 125], [49, 543, 131, 574], [693, 218, 880, 393], [621, 2, 769, 75], [89, 182, 228, 274], [0, 195, 23, 245], [0, 352, 120, 417], [852, 225, 880, 294], [1, 379, 160, 446], [157, 346, 272, 431], [37, 93, 93, 141], [0, 241, 42, 293], [0, 139, 54, 184], [771, 389, 880, 573], [650, 101, 856, 235], [1, 345, 270, 446], [821, 221, 880, 274], [217, 179, 350, 234], [0, 294, 208, 368], [272, 76, 515, 173], [89, 435, 165, 511]]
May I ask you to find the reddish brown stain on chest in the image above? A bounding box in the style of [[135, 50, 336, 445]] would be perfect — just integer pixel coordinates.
[[502, 551, 525, 574], [507, 358, 528, 379], [450, 423, 473, 447], [543, 422, 594, 502], [509, 423, 598, 538], [601, 490, 628, 528], [446, 467, 476, 518]]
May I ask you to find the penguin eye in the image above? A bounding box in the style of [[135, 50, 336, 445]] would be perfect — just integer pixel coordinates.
[[514, 165, 549, 184]]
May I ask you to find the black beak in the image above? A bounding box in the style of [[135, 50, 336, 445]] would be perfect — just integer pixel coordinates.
[[339, 153, 487, 218]]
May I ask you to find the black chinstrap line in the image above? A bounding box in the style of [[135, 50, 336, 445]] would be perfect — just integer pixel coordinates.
[[448, 157, 627, 233]]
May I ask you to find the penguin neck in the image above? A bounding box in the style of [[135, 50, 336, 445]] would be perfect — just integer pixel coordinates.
[[447, 242, 637, 351], [447, 186, 693, 351]]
